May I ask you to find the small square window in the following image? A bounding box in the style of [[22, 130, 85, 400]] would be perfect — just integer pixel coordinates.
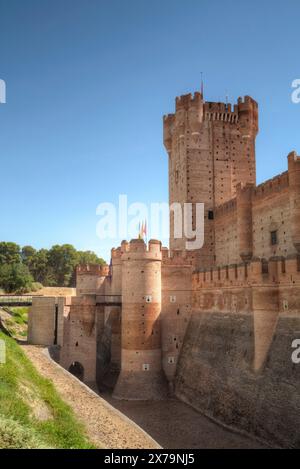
[[145, 295, 152, 303], [170, 295, 176, 303], [168, 357, 175, 364], [271, 230, 277, 245], [142, 364, 150, 371]]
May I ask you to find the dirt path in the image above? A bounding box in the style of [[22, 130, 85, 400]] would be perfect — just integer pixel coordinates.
[[21, 345, 160, 449]]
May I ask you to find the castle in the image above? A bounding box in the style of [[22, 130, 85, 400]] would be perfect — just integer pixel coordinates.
[[28, 88, 300, 447]]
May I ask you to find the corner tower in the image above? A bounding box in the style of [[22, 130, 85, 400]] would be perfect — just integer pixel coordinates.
[[163, 91, 258, 268]]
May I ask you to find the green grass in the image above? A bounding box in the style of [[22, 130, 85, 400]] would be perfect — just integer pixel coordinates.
[[8, 307, 29, 325], [1, 307, 29, 339], [0, 331, 95, 449]]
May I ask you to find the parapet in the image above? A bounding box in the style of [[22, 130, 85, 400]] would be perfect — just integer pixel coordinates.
[[193, 256, 300, 288], [237, 95, 258, 109], [163, 91, 204, 151], [111, 247, 122, 259], [76, 264, 110, 276], [175, 91, 203, 111], [204, 101, 239, 124], [121, 239, 162, 260], [162, 247, 193, 266], [203, 95, 258, 131], [252, 171, 289, 200], [288, 150, 300, 168]]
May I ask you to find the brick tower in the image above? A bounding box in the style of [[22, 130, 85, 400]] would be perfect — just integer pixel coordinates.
[[113, 239, 167, 400], [163, 91, 258, 268]]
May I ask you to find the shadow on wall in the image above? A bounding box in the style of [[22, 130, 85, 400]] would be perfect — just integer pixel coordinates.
[[175, 312, 300, 449]]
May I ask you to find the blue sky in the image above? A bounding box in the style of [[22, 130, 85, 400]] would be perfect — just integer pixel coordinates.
[[0, 0, 299, 261]]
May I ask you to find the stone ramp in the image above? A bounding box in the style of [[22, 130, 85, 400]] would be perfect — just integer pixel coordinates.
[[21, 345, 160, 449]]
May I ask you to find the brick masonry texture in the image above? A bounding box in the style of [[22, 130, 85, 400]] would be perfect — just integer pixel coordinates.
[[27, 87, 300, 447]]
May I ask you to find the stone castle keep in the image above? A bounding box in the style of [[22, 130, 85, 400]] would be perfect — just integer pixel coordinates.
[[28, 88, 300, 447]]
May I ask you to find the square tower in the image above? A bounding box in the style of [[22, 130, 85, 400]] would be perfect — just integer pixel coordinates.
[[163, 91, 258, 269]]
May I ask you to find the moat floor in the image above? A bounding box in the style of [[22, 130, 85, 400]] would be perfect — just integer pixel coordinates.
[[101, 394, 265, 449]]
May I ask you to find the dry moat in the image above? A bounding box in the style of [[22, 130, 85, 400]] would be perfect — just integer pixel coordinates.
[[101, 393, 265, 449]]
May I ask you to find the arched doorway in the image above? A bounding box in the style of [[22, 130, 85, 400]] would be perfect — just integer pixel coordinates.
[[69, 361, 84, 381]]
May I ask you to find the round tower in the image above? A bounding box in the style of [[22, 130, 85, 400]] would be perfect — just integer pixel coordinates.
[[113, 239, 167, 400]]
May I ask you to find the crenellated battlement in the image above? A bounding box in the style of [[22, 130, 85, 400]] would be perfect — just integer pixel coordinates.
[[204, 101, 239, 123], [76, 264, 110, 276], [111, 246, 122, 259], [193, 255, 300, 288], [202, 95, 258, 126], [120, 239, 162, 257], [237, 95, 258, 108], [162, 247, 193, 266], [252, 171, 289, 199], [175, 92, 203, 111], [288, 150, 300, 165]]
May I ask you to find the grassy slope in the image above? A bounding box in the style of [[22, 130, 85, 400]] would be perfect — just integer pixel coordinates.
[[2, 307, 28, 339], [0, 331, 95, 449]]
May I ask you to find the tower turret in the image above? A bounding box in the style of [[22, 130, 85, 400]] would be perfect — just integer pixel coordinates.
[[164, 89, 258, 269], [113, 239, 167, 400]]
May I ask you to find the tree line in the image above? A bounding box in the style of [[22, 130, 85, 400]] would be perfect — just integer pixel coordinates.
[[0, 242, 105, 294]]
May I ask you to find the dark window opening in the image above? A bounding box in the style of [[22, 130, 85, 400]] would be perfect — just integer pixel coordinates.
[[208, 210, 214, 220], [271, 230, 278, 245]]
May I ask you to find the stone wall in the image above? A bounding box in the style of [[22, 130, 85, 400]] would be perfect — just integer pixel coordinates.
[[175, 256, 300, 447], [175, 310, 300, 448], [213, 155, 300, 266], [60, 295, 98, 384], [28, 297, 58, 346], [161, 249, 193, 386]]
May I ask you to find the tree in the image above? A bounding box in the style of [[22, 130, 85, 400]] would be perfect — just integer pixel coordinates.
[[21, 245, 37, 265], [0, 242, 21, 265], [76, 250, 105, 266], [0, 241, 106, 288], [0, 263, 34, 293], [28, 249, 50, 284], [48, 244, 78, 286]]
